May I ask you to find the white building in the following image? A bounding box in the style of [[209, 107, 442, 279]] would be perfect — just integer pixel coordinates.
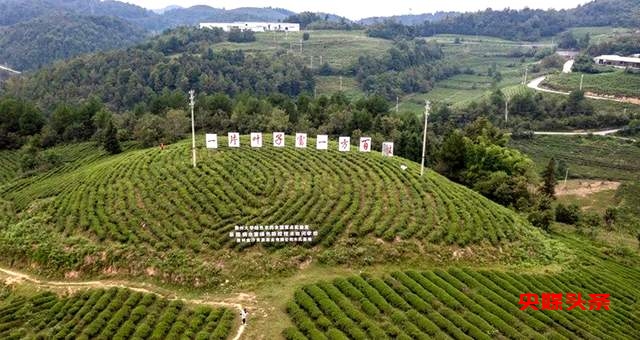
[[199, 22, 300, 32], [593, 55, 640, 69]]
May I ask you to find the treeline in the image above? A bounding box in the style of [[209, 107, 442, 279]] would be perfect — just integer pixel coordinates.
[[366, 0, 640, 41], [0, 13, 147, 71], [353, 39, 459, 99]]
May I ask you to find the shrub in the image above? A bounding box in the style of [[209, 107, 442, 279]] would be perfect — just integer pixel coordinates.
[[303, 32, 310, 41], [555, 203, 580, 224]]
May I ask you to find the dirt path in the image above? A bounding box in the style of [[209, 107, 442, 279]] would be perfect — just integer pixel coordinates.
[[556, 180, 621, 197], [0, 266, 250, 340]]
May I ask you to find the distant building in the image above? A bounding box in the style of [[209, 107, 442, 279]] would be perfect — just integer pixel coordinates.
[[199, 22, 300, 32], [556, 50, 580, 59], [593, 55, 640, 69]]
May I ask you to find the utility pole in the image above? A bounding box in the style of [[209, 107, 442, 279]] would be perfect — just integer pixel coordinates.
[[563, 168, 569, 189], [299, 39, 303, 53], [396, 96, 399, 113], [339, 76, 343, 91], [421, 100, 431, 177], [320, 55, 323, 65], [310, 55, 313, 68], [505, 97, 509, 123], [189, 90, 197, 168], [580, 74, 584, 91]]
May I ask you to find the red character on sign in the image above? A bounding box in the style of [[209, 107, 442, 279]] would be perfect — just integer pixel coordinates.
[[341, 139, 349, 150], [588, 294, 610, 310], [253, 135, 260, 143], [230, 134, 238, 145], [519, 293, 539, 310], [298, 135, 305, 146], [275, 134, 283, 145], [363, 139, 369, 151], [541, 293, 563, 310], [567, 293, 587, 310]]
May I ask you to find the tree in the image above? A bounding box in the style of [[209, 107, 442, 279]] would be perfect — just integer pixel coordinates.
[[558, 31, 578, 49], [556, 203, 580, 224], [302, 32, 310, 41], [103, 120, 121, 154], [540, 158, 557, 199]]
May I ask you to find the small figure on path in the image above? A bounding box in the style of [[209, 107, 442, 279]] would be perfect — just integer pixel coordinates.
[[241, 307, 248, 325]]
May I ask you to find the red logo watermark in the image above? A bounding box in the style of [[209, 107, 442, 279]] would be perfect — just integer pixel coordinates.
[[519, 293, 610, 311]]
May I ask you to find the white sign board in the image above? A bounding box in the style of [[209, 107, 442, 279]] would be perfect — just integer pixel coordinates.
[[316, 135, 328, 150], [359, 137, 372, 152], [228, 132, 240, 147], [295, 133, 307, 148], [273, 132, 285, 147], [250, 132, 262, 148], [205, 133, 218, 149], [338, 137, 350, 152], [382, 142, 394, 157]]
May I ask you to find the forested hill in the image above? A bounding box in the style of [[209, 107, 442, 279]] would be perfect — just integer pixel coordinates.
[[0, 13, 147, 71], [0, 27, 314, 111], [368, 0, 640, 41], [0, 0, 154, 27], [0, 0, 297, 32], [359, 12, 458, 26], [157, 6, 294, 28]]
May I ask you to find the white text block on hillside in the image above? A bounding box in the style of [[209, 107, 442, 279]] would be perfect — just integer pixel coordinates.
[[228, 132, 240, 147], [316, 135, 328, 150], [338, 137, 350, 152], [382, 142, 394, 157], [229, 224, 319, 243], [295, 133, 307, 148], [359, 137, 372, 152], [250, 132, 262, 147], [273, 132, 285, 147], [205, 133, 218, 149]]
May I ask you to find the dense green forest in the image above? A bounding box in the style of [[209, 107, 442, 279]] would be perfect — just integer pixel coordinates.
[[353, 39, 461, 99], [367, 0, 640, 41], [0, 13, 147, 70]]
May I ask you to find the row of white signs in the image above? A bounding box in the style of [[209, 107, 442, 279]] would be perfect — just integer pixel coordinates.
[[205, 133, 394, 156]]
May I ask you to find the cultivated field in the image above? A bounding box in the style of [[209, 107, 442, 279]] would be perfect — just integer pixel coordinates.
[[509, 135, 640, 181], [0, 286, 234, 339], [212, 30, 392, 70], [543, 71, 640, 99], [0, 136, 549, 286], [283, 246, 640, 340]]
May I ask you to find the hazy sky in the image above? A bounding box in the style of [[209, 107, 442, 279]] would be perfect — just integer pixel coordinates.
[[123, 0, 593, 20]]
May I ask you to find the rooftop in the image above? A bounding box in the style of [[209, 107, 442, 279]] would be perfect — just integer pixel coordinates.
[[594, 55, 640, 63]]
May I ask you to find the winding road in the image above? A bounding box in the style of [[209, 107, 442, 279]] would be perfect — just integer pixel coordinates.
[[0, 65, 20, 74], [0, 266, 248, 340]]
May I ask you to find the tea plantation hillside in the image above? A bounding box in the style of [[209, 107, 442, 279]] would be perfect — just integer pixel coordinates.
[[283, 238, 640, 340], [0, 136, 551, 286], [0, 285, 235, 339]]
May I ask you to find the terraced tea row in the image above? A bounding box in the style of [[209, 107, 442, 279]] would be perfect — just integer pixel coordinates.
[[1, 136, 540, 253], [510, 135, 640, 181], [285, 261, 640, 339], [0, 286, 234, 339]]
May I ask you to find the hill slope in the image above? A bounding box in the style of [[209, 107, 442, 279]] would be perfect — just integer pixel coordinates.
[[0, 13, 147, 71], [0, 137, 551, 286]]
